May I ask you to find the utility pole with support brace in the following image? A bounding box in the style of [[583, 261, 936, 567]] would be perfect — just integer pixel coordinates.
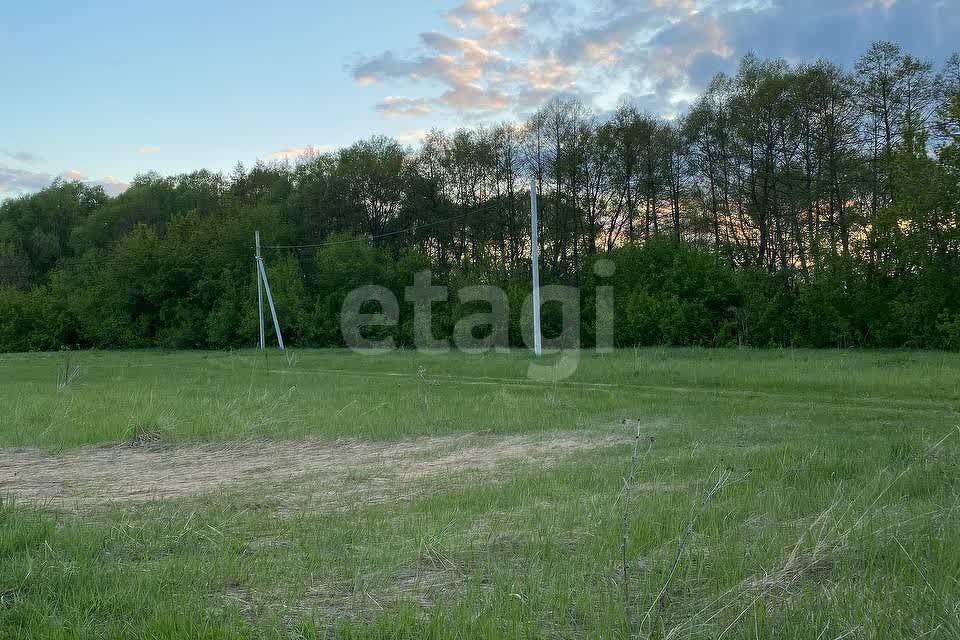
[[255, 230, 285, 351]]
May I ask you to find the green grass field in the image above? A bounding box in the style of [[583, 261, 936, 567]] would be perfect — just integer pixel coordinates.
[[1, 348, 959, 638]]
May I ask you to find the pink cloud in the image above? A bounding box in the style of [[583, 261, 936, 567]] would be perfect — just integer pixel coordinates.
[[265, 145, 335, 161], [376, 96, 433, 117]]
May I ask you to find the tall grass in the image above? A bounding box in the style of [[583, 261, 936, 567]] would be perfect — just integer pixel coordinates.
[[0, 348, 958, 637]]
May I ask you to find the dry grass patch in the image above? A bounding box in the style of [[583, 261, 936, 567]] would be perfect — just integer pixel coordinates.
[[0, 431, 627, 510]]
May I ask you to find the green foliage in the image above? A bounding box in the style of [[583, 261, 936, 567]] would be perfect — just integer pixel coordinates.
[[591, 238, 741, 347], [1, 44, 959, 352]]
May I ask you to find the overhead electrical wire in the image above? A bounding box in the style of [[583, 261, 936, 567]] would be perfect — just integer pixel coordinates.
[[261, 198, 516, 251]]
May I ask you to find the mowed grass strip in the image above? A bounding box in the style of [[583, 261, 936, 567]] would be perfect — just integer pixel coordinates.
[[1, 348, 958, 447], [0, 348, 958, 638]]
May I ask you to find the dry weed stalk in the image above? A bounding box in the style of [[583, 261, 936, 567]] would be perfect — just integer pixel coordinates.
[[416, 366, 439, 414], [57, 349, 81, 390], [640, 465, 738, 638]]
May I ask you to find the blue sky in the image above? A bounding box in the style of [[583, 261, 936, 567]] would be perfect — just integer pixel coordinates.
[[2, 0, 957, 200]]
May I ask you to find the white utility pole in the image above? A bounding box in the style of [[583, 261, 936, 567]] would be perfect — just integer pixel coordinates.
[[255, 230, 265, 350], [529, 177, 542, 357], [255, 230, 285, 351]]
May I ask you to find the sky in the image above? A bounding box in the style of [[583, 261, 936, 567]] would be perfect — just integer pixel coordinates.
[[1, 0, 957, 200]]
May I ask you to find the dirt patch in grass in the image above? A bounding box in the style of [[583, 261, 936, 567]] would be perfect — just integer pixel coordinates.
[[0, 431, 625, 511]]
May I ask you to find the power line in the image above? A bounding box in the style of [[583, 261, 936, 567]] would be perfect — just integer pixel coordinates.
[[261, 199, 514, 251]]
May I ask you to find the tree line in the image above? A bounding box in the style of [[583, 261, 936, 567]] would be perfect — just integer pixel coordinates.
[[1, 42, 959, 351]]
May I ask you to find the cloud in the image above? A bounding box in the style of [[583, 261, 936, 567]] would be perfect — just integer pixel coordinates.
[[449, 0, 524, 45], [446, 0, 522, 42], [136, 145, 160, 154], [0, 149, 41, 164], [0, 167, 129, 201], [94, 176, 130, 197], [352, 52, 438, 85], [0, 165, 52, 199], [264, 145, 336, 162], [396, 129, 428, 144], [552, 8, 659, 66], [375, 96, 434, 117], [348, 0, 546, 117], [348, 0, 956, 122], [439, 84, 511, 110], [716, 0, 956, 71], [346, 0, 686, 118], [61, 170, 130, 196], [507, 55, 576, 91]]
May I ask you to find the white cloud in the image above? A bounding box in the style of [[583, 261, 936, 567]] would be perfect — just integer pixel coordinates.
[[348, 0, 545, 116], [347, 0, 953, 121], [396, 129, 428, 144], [0, 165, 51, 199], [95, 176, 130, 196], [375, 96, 433, 117], [0, 167, 129, 200], [264, 145, 336, 162], [136, 145, 160, 154], [0, 149, 41, 164], [62, 170, 130, 196]]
